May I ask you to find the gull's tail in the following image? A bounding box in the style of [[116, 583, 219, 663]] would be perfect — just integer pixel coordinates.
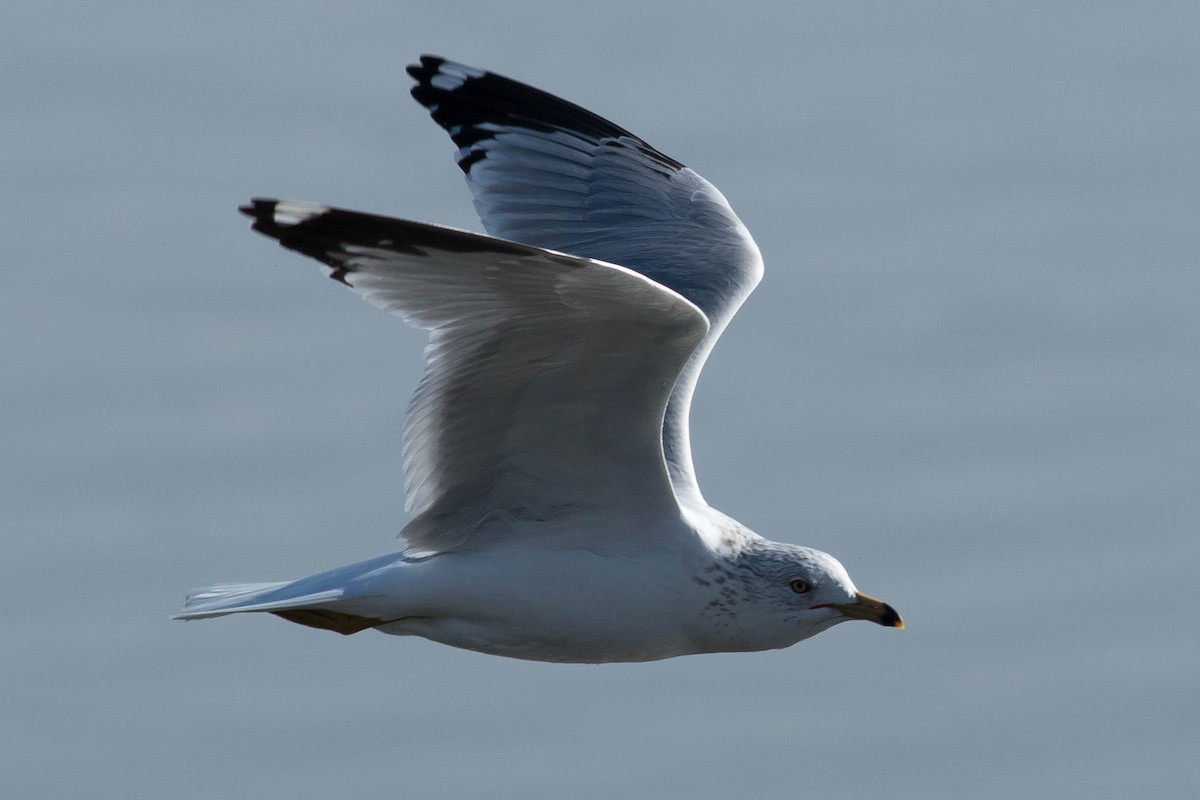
[[172, 581, 381, 635], [173, 581, 321, 619], [175, 552, 411, 634]]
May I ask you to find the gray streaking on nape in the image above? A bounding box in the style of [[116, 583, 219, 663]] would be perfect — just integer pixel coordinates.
[[174, 56, 903, 663]]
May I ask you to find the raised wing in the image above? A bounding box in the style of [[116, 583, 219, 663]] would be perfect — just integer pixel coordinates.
[[408, 56, 764, 508], [241, 199, 709, 554]]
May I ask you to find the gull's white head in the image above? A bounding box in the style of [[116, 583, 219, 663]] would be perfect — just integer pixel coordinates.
[[703, 539, 904, 652]]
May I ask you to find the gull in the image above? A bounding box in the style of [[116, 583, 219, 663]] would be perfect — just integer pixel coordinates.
[[174, 56, 903, 663]]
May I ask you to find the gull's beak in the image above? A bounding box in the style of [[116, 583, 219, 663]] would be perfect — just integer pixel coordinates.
[[822, 592, 904, 629]]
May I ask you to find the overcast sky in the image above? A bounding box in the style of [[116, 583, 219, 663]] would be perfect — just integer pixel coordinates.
[[4, 3, 1198, 798]]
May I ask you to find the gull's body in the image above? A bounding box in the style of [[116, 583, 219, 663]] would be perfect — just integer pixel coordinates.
[[175, 57, 902, 663]]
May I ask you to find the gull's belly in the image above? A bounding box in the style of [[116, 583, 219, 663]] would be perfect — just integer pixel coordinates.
[[366, 545, 710, 663]]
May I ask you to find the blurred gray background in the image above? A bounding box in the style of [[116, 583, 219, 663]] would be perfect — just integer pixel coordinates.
[[4, 2, 1197, 798]]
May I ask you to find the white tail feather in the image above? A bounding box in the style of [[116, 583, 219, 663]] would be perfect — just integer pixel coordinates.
[[172, 582, 344, 620]]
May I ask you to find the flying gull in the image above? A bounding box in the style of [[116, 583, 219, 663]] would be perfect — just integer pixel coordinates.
[[174, 56, 903, 662]]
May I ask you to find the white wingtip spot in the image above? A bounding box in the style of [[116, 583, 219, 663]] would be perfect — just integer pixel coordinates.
[[273, 200, 329, 227], [430, 62, 485, 91]]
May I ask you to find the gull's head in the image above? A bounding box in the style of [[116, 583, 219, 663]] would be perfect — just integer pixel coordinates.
[[719, 540, 904, 648]]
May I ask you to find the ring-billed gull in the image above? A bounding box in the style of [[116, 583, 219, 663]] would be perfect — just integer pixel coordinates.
[[174, 56, 903, 663]]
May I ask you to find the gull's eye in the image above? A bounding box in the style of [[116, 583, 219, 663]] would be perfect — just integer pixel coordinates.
[[790, 579, 812, 595]]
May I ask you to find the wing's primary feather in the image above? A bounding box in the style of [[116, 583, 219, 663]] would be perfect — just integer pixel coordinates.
[[407, 56, 764, 507], [241, 199, 708, 553]]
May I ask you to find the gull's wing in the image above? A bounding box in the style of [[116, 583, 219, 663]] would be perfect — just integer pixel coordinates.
[[241, 199, 709, 554], [408, 56, 763, 508]]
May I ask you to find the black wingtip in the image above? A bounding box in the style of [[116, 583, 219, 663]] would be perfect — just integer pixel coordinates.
[[238, 198, 283, 238], [237, 198, 353, 284], [239, 196, 276, 216], [406, 54, 443, 80], [406, 55, 446, 104], [404, 55, 684, 174]]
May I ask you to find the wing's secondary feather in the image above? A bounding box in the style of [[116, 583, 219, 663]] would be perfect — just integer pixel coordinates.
[[241, 199, 708, 553], [408, 56, 764, 507]]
